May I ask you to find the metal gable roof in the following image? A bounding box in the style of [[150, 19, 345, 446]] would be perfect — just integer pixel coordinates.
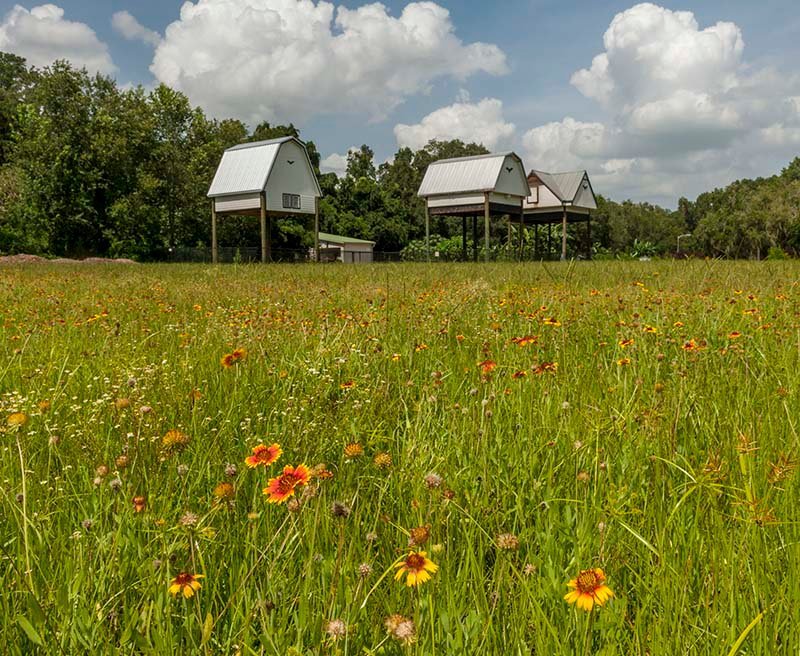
[[531, 169, 589, 203], [208, 137, 322, 198], [418, 152, 528, 197], [318, 232, 375, 245]]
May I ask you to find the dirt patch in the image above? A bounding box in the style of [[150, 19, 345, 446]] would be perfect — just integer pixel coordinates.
[[0, 254, 137, 265]]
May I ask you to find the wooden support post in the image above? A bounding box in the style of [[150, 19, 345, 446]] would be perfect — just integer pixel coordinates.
[[561, 206, 568, 261], [472, 215, 478, 262], [534, 224, 539, 259], [484, 193, 490, 263], [314, 196, 320, 263], [260, 193, 268, 263], [518, 203, 524, 261], [211, 200, 218, 264], [425, 204, 431, 263], [587, 213, 592, 260], [462, 216, 467, 262], [548, 222, 552, 259]]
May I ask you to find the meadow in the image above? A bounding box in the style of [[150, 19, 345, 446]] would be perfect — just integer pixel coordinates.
[[1, 260, 799, 655]]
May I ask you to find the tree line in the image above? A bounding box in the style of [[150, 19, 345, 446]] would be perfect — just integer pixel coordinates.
[[1, 53, 799, 260]]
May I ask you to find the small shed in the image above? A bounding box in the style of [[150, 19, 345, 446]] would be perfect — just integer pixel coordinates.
[[207, 137, 322, 263], [524, 170, 597, 260], [315, 232, 376, 263], [417, 152, 530, 262]]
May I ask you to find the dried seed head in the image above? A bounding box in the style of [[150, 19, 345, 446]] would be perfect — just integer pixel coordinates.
[[424, 472, 443, 489], [331, 501, 351, 519], [496, 533, 520, 551], [179, 511, 199, 527], [324, 619, 347, 640]]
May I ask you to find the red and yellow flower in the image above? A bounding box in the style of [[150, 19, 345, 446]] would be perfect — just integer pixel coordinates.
[[168, 572, 204, 598], [263, 464, 311, 504], [394, 551, 438, 587], [245, 443, 282, 468], [564, 568, 613, 611]]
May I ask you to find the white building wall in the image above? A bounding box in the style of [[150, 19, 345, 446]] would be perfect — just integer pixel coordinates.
[[493, 156, 529, 196], [215, 193, 261, 213], [342, 243, 374, 263], [265, 141, 318, 214], [427, 194, 485, 208], [573, 176, 597, 209], [524, 184, 562, 210]]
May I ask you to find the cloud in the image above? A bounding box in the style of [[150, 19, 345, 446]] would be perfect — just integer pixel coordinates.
[[394, 98, 515, 151], [150, 0, 508, 125], [0, 4, 115, 73], [521, 117, 608, 172], [320, 148, 357, 177], [520, 3, 800, 204], [112, 11, 161, 48]]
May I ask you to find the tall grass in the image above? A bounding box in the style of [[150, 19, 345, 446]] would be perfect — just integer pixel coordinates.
[[1, 261, 798, 654]]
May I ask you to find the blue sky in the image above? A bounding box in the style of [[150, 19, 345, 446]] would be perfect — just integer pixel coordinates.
[[1, 0, 800, 205]]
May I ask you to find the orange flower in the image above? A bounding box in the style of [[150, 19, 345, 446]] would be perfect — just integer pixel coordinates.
[[682, 339, 706, 352], [169, 572, 204, 598], [221, 348, 247, 368], [213, 482, 235, 500], [543, 317, 561, 327], [512, 370, 528, 379], [478, 360, 497, 375], [264, 464, 311, 504], [533, 362, 558, 375], [512, 335, 538, 347], [617, 358, 631, 366], [643, 326, 658, 334], [728, 331, 742, 339], [245, 443, 282, 468], [340, 380, 356, 390], [394, 551, 438, 587], [132, 496, 146, 513], [619, 338, 635, 348], [415, 343, 429, 352], [564, 568, 613, 611]]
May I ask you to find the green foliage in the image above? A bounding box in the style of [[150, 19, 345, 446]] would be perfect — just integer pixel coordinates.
[[1, 53, 798, 260], [1, 262, 800, 653]]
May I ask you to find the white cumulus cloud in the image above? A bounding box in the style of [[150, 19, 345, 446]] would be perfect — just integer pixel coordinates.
[[112, 11, 161, 48], [0, 3, 115, 73], [394, 98, 515, 151], [520, 3, 800, 204], [320, 148, 357, 177], [150, 0, 508, 125]]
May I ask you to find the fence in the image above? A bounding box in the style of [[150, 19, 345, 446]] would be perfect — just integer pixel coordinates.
[[169, 247, 403, 264]]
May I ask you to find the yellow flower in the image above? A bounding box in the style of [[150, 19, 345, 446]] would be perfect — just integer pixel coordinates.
[[7, 412, 28, 428], [394, 551, 438, 587], [169, 572, 204, 598], [344, 442, 364, 458], [564, 568, 613, 611]]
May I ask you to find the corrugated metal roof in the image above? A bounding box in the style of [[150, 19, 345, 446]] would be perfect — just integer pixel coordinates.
[[531, 169, 588, 202], [318, 232, 375, 245], [418, 153, 523, 197], [208, 142, 282, 197]]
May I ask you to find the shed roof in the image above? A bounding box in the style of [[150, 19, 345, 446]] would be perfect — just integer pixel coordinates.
[[531, 169, 591, 203], [208, 137, 321, 198], [318, 232, 375, 246], [418, 152, 529, 197]]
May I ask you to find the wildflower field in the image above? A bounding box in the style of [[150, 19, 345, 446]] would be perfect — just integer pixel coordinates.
[[2, 261, 799, 655]]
